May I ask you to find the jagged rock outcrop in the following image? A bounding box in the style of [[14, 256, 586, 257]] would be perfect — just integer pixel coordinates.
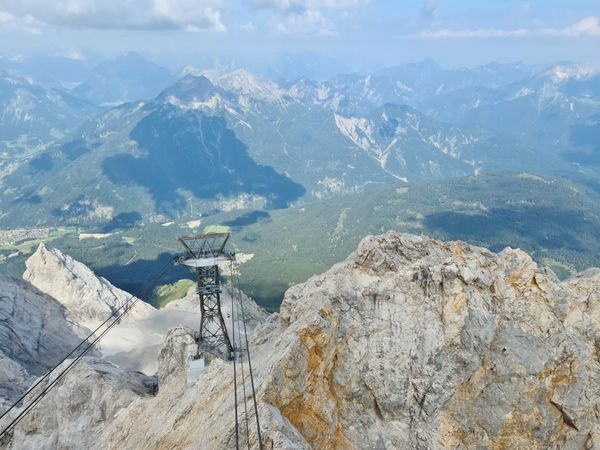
[[260, 232, 600, 449], [4, 232, 600, 449], [0, 275, 92, 410], [23, 243, 154, 326], [3, 358, 156, 450], [156, 327, 197, 391], [20, 244, 268, 375]]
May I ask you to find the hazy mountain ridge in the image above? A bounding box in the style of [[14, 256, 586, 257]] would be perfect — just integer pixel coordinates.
[[451, 65, 600, 137], [285, 59, 539, 115], [283, 60, 600, 172], [0, 75, 309, 227], [0, 63, 573, 227], [333, 103, 547, 182], [0, 70, 101, 142], [73, 52, 173, 106]]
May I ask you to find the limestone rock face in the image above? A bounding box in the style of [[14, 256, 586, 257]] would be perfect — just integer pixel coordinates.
[[261, 232, 600, 449], [21, 244, 268, 375], [0, 274, 92, 409], [23, 243, 154, 326], [5, 232, 600, 449], [3, 358, 156, 450], [156, 327, 197, 391]]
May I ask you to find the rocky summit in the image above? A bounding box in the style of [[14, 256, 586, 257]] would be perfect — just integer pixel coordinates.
[[23, 243, 155, 326], [3, 231, 600, 449]]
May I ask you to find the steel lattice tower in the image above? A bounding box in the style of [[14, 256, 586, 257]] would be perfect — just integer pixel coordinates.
[[174, 233, 235, 359]]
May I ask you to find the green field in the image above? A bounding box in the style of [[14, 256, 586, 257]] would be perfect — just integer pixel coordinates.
[[2, 173, 600, 311], [149, 279, 195, 308]]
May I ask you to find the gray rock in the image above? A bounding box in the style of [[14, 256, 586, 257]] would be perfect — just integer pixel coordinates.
[[0, 274, 92, 408], [2, 358, 156, 450], [23, 243, 154, 325], [20, 244, 268, 375], [5, 231, 600, 449]]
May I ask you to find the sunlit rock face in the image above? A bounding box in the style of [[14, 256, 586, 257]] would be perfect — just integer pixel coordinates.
[[18, 243, 269, 377], [4, 358, 157, 450], [4, 232, 600, 449], [262, 232, 600, 449], [23, 243, 154, 325], [0, 274, 91, 411]]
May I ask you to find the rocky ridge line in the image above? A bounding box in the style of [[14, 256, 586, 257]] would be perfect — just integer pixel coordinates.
[[4, 231, 600, 449]]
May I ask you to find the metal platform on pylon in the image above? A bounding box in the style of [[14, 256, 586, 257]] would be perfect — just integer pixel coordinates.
[[174, 232, 236, 360]]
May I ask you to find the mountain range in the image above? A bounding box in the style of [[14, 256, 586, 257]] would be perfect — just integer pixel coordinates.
[[3, 53, 600, 448], [0, 70, 100, 142], [1, 54, 600, 310], [4, 57, 598, 227]]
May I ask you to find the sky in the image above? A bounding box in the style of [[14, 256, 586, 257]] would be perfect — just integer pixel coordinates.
[[0, 0, 599, 70]]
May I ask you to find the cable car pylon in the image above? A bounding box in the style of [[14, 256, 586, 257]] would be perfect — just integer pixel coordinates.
[[174, 232, 236, 361], [174, 231, 263, 450]]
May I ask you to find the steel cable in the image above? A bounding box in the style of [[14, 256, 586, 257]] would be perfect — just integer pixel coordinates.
[[230, 265, 240, 450], [233, 265, 263, 450], [0, 259, 173, 440], [230, 260, 251, 449]]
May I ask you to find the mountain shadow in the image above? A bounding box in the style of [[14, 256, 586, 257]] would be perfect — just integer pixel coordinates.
[[100, 212, 143, 232], [60, 139, 97, 161], [28, 153, 54, 173], [562, 122, 600, 166], [424, 207, 593, 253], [102, 106, 305, 214], [96, 252, 183, 301], [223, 210, 271, 230]]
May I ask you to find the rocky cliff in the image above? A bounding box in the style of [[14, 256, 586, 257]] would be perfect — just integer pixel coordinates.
[[23, 243, 154, 326], [0, 275, 92, 411], [4, 231, 600, 449], [18, 243, 267, 374]]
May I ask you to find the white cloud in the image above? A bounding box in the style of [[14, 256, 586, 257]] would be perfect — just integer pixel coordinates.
[[421, 0, 441, 19], [420, 16, 600, 39], [152, 0, 226, 32], [54, 49, 85, 60], [241, 21, 257, 31], [253, 0, 369, 35], [276, 9, 336, 36], [0, 0, 227, 32], [251, 0, 371, 12], [0, 10, 43, 34], [556, 16, 600, 38], [419, 27, 529, 39]]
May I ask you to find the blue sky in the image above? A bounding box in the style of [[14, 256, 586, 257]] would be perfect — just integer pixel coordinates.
[[0, 0, 598, 69]]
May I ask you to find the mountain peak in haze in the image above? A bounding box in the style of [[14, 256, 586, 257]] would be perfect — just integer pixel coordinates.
[[73, 52, 172, 105], [157, 74, 230, 106], [417, 56, 441, 71]]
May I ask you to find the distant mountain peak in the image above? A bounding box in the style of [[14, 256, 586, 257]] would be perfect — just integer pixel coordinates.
[[538, 64, 598, 83], [72, 53, 172, 104], [202, 68, 287, 105], [157, 74, 228, 105], [417, 57, 441, 71]]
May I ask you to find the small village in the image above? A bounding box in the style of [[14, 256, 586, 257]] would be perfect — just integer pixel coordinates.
[[0, 228, 51, 246]]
